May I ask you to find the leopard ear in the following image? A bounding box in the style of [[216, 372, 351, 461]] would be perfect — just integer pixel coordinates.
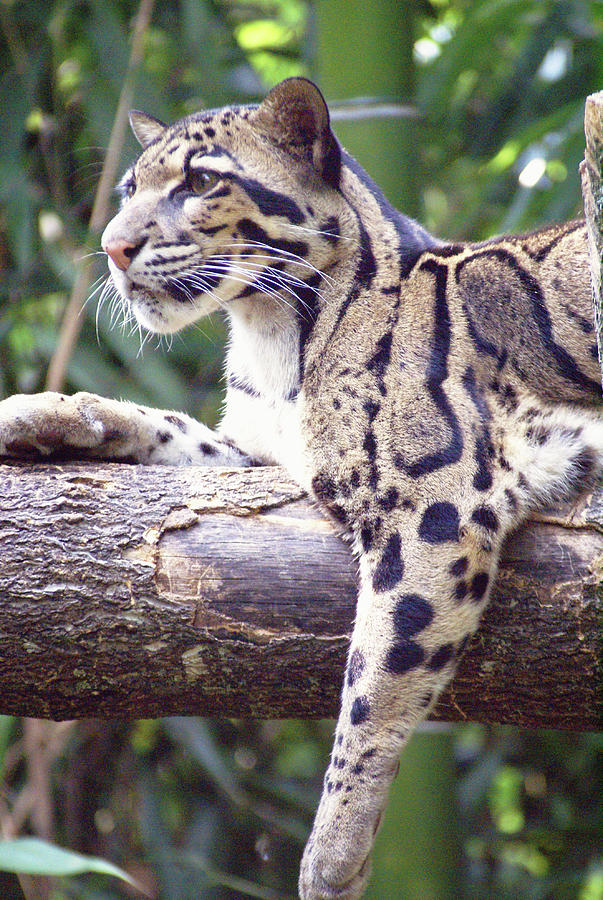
[[254, 78, 341, 187], [129, 110, 166, 148]]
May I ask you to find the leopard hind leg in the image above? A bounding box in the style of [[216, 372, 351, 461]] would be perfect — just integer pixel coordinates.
[[299, 494, 510, 900]]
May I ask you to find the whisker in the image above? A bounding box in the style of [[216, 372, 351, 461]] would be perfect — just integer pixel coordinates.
[[180, 263, 316, 319], [206, 263, 321, 316], [284, 222, 359, 247], [217, 240, 335, 286]]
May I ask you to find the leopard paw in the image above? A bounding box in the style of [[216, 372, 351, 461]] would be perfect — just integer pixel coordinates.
[[0, 392, 122, 459]]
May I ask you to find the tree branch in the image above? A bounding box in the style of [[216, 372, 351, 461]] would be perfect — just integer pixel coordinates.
[[581, 89, 603, 390], [0, 462, 600, 730], [44, 0, 156, 393]]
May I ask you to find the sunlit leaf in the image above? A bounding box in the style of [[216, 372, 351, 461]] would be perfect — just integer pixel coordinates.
[[0, 839, 138, 887]]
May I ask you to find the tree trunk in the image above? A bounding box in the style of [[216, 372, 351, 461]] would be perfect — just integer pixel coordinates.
[[0, 461, 600, 730]]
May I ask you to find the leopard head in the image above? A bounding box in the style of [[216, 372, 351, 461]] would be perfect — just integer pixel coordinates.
[[101, 78, 351, 334]]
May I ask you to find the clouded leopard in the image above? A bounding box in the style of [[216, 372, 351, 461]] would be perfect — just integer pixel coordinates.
[[1, 78, 602, 900]]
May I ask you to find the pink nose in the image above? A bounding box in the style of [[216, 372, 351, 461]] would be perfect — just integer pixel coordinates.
[[103, 239, 140, 271]]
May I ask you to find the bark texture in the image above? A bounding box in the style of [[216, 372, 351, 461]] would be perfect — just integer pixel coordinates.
[[0, 462, 600, 729]]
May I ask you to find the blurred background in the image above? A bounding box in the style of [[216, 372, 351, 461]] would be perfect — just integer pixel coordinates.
[[0, 1, 601, 898]]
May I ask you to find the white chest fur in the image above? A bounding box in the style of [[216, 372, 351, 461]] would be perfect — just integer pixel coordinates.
[[218, 300, 312, 490]]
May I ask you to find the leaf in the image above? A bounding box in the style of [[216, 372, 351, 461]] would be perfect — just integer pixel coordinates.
[[0, 839, 140, 889]]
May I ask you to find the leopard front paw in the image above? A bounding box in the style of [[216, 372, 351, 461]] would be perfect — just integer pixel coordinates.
[[0, 392, 135, 460]]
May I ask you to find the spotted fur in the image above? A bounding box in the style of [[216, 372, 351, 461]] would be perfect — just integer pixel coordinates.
[[0, 78, 601, 900]]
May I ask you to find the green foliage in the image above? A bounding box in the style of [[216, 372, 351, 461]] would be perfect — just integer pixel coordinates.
[[0, 0, 305, 416], [0, 838, 138, 887], [415, 0, 603, 239], [0, 2, 601, 899]]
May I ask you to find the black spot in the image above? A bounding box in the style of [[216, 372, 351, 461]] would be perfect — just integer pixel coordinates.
[[393, 594, 434, 639], [335, 757, 346, 769], [454, 580, 468, 602], [521, 407, 539, 422], [471, 505, 499, 532], [195, 223, 228, 237], [311, 472, 337, 501], [100, 427, 126, 444], [518, 472, 529, 490], [200, 442, 217, 456], [418, 502, 460, 543], [385, 641, 425, 675], [350, 469, 361, 488], [351, 763, 364, 775], [428, 643, 455, 671], [572, 447, 596, 477], [350, 696, 370, 725], [333, 397, 341, 410], [164, 414, 187, 433], [157, 431, 172, 444], [505, 488, 518, 511], [360, 522, 373, 552], [470, 572, 490, 602], [473, 434, 494, 491], [204, 126, 216, 138], [363, 398, 380, 422], [347, 649, 365, 687], [320, 215, 340, 243], [503, 384, 518, 410], [378, 487, 399, 511], [327, 503, 348, 525], [363, 429, 377, 461], [449, 557, 468, 577], [498, 452, 512, 471], [367, 330, 393, 381], [372, 533, 404, 592]]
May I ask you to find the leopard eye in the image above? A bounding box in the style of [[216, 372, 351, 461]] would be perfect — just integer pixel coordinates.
[[119, 176, 136, 201], [187, 169, 220, 194]]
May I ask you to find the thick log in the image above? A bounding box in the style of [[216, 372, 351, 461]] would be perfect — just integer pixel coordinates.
[[0, 461, 600, 729]]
